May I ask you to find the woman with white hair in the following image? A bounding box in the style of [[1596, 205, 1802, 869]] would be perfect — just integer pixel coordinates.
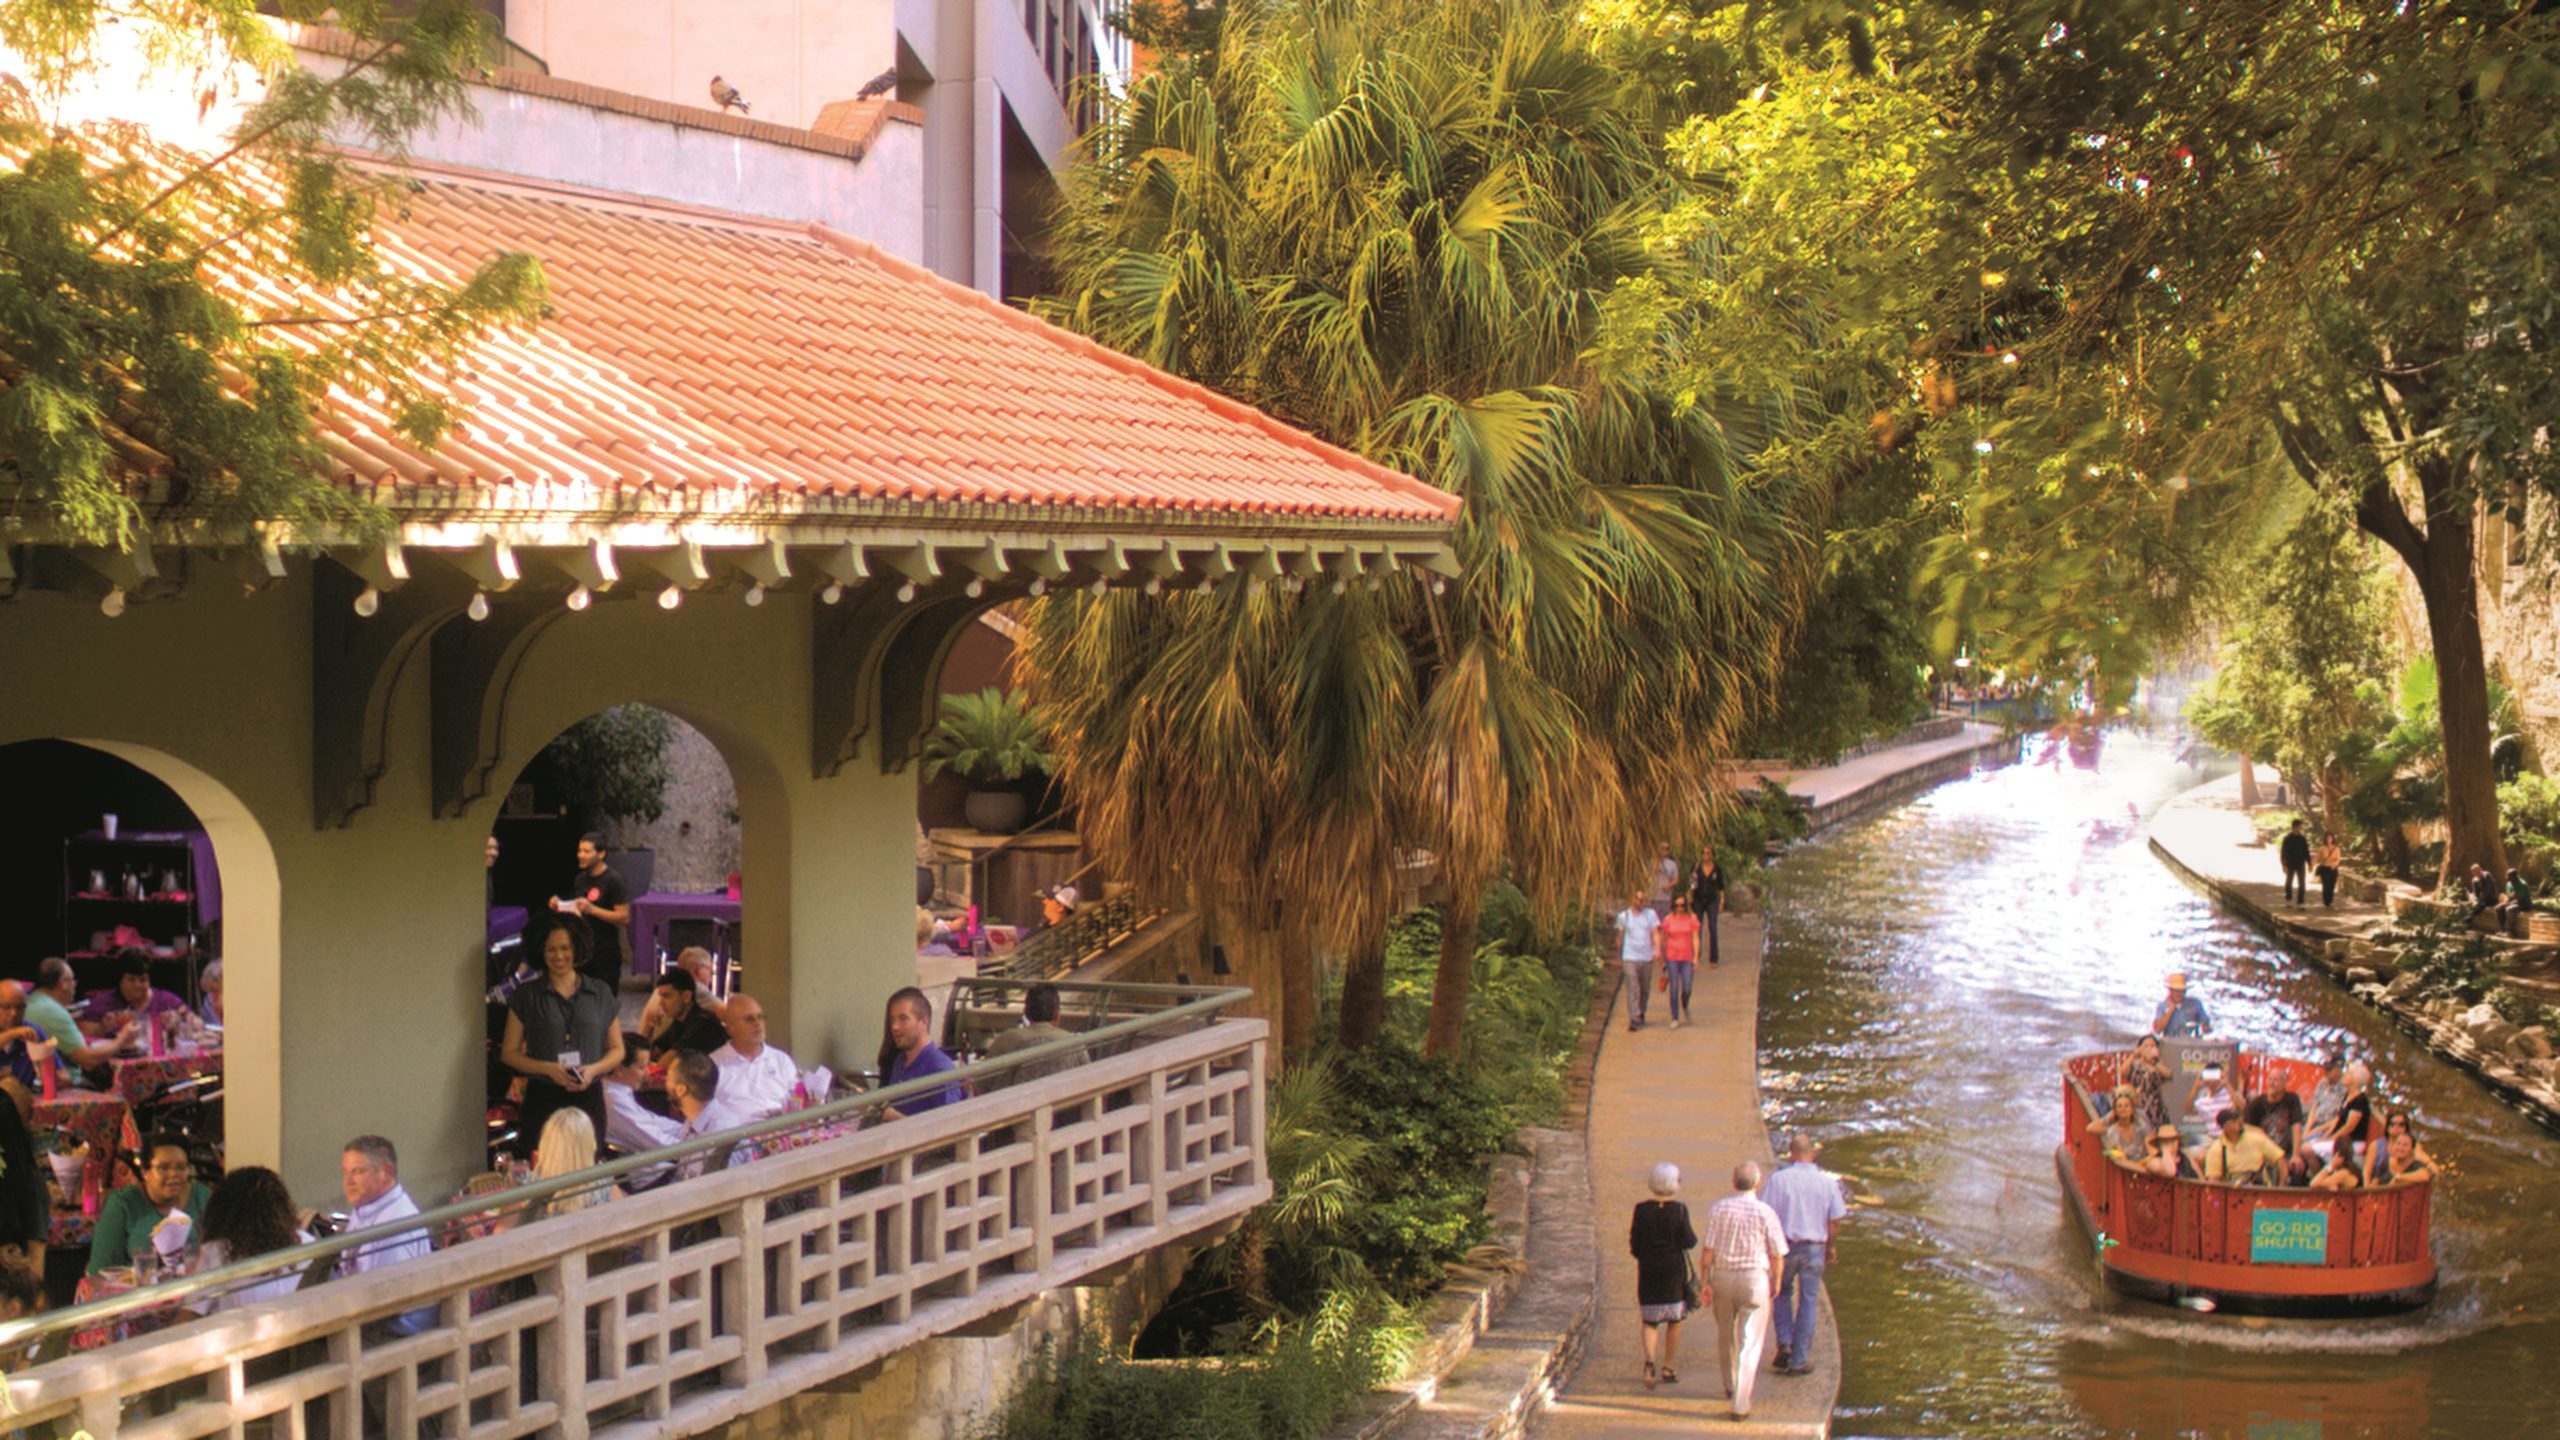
[[1629, 1161, 1698, 1389]]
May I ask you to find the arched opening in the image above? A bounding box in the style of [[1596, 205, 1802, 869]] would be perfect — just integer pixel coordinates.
[[0, 737, 282, 1302], [481, 704, 744, 1163]]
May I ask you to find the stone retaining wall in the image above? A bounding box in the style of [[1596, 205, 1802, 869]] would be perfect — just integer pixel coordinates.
[[1798, 734, 2016, 834]]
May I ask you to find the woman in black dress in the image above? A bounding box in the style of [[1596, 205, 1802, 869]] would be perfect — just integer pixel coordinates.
[[1630, 1161, 1698, 1389]]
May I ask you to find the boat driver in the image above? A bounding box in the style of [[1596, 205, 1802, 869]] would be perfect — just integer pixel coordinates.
[[2151, 972, 2211, 1039]]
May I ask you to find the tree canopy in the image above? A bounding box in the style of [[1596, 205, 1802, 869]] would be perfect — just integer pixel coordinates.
[[0, 0, 544, 549]]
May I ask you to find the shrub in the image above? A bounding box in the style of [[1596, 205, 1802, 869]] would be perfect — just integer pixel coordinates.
[[2499, 773, 2560, 883]]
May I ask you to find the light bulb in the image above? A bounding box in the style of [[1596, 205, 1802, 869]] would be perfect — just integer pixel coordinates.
[[466, 591, 491, 622], [820, 582, 844, 605], [352, 585, 381, 617], [658, 584, 683, 610], [1029, 578, 1047, 597], [1143, 577, 1161, 596], [1333, 578, 1348, 594], [895, 581, 916, 603], [1197, 577, 1215, 594], [1430, 577, 1447, 596], [965, 578, 984, 598], [1089, 578, 1108, 596], [566, 585, 592, 612], [99, 587, 127, 618], [744, 583, 766, 607]]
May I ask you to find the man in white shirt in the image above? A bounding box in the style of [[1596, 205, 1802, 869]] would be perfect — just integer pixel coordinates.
[[709, 993, 797, 1120], [337, 1135, 434, 1335], [1700, 1161, 1789, 1420], [1614, 891, 1663, 1032], [601, 1034, 681, 1154], [1760, 1133, 1847, 1376]]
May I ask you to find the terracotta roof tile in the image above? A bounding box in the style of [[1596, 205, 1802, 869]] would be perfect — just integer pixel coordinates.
[[316, 165, 1456, 526]]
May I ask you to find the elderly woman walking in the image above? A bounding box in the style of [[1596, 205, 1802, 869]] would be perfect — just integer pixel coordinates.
[[1629, 1162, 1698, 1389]]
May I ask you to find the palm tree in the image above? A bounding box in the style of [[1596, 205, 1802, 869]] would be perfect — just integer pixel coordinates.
[[1021, 0, 1817, 1055]]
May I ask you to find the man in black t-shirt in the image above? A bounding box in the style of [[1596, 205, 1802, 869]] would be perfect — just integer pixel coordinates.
[[2277, 820, 2312, 906], [552, 833, 632, 986]]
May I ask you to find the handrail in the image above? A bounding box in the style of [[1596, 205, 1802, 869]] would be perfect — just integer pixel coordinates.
[[988, 887, 1161, 980], [0, 979, 1252, 1356]]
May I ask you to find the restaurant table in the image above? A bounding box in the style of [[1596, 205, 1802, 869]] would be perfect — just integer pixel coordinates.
[[626, 892, 742, 982], [487, 904, 529, 951], [36, 1089, 134, 1206], [70, 1266, 196, 1350], [111, 1045, 221, 1108]]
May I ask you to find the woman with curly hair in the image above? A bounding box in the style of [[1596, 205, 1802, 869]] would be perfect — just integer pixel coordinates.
[[197, 1167, 311, 1311]]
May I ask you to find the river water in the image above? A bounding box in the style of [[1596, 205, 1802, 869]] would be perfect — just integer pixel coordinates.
[[1758, 734, 2560, 1439]]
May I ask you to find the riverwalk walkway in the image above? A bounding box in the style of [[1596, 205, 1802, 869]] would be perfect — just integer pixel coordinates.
[[2145, 773, 2395, 951], [1730, 721, 2012, 832]]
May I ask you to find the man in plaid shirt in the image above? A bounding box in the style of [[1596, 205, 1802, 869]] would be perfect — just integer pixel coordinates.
[[1700, 1161, 1789, 1419]]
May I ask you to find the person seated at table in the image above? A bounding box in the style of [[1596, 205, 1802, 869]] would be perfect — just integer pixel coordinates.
[[980, 983, 1088, 1084], [337, 1135, 435, 1337], [0, 982, 58, 1090], [2085, 1086, 2149, 1159], [917, 909, 959, 958], [196, 1167, 311, 1311], [601, 1032, 681, 1155], [196, 961, 224, 1028], [2199, 1107, 2288, 1185], [495, 1109, 616, 1232], [0, 1080, 49, 1282], [79, 951, 188, 1040], [90, 1133, 209, 1276], [29, 958, 136, 1085], [875, 987, 966, 1118], [638, 967, 728, 1063], [2370, 1124, 2439, 1186], [638, 948, 726, 1039], [499, 914, 625, 1157], [2307, 1145, 2363, 1191], [709, 994, 797, 1121], [668, 1051, 753, 1140], [2137, 1125, 2196, 1179], [2186, 1063, 2237, 1131], [2116, 1036, 2170, 1129]]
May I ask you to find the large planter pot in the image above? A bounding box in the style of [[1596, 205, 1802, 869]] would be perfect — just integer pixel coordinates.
[[915, 866, 937, 906], [964, 789, 1032, 834]]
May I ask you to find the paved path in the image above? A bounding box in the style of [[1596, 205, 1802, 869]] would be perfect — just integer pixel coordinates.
[[1535, 913, 1836, 1438], [1728, 722, 2009, 812]]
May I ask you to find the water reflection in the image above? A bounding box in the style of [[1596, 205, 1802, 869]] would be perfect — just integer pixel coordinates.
[[1760, 736, 2559, 1439]]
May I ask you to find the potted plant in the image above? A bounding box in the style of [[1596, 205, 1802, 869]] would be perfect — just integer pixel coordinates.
[[922, 686, 1056, 834]]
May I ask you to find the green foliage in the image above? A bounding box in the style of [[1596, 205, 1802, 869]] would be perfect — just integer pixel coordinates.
[[2499, 773, 2560, 883], [2393, 918, 2505, 1010], [0, 0, 547, 548], [919, 686, 1056, 785], [2335, 658, 2527, 876], [1377, 886, 1592, 1125], [972, 1290, 1411, 1440], [1742, 451, 1933, 764], [1711, 785, 1806, 865], [527, 704, 673, 827]]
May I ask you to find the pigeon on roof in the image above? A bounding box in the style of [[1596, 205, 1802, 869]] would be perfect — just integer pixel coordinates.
[[709, 76, 751, 114], [855, 67, 899, 100]]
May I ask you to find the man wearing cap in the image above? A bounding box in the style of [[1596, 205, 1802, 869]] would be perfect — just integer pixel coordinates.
[[1760, 1133, 1846, 1377], [2199, 1106, 2289, 1185], [2151, 973, 2210, 1039]]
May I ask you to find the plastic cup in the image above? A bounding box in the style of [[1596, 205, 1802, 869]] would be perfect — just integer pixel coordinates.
[[102, 813, 118, 840]]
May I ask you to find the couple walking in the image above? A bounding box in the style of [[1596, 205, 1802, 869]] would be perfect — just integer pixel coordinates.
[[1616, 846, 1727, 1031], [1628, 1136, 1846, 1421]]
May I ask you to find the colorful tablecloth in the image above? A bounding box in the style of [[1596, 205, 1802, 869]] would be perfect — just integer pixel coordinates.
[[35, 1090, 133, 1201], [110, 1046, 221, 1108], [70, 1267, 195, 1351]]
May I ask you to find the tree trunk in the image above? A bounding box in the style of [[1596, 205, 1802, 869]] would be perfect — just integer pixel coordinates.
[[1423, 883, 1482, 1060], [2237, 751, 2263, 808], [1279, 924, 1316, 1066], [2410, 534, 2508, 884], [1338, 936, 1387, 1049]]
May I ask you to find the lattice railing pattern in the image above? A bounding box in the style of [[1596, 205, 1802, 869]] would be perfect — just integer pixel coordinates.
[[5, 1021, 1267, 1440]]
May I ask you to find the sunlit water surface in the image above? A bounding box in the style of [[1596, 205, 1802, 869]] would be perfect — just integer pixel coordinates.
[[1758, 735, 2560, 1439]]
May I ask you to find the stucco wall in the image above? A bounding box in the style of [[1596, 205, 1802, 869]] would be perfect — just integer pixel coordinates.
[[505, 0, 900, 132], [0, 570, 921, 1204]]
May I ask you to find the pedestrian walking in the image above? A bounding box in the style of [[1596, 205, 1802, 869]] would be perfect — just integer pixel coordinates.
[[2314, 834, 2343, 908], [1700, 1161, 1788, 1420], [1629, 1162, 1698, 1390], [2278, 819, 2311, 906], [1687, 850, 1728, 966], [1649, 843, 1681, 915], [1614, 892, 1661, 1032], [1658, 895, 1702, 1029], [1761, 1133, 1847, 1376]]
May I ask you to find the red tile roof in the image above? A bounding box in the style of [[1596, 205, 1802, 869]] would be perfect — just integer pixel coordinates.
[[324, 165, 1457, 528]]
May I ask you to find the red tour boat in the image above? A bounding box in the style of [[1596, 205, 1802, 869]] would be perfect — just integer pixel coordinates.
[[2057, 1045, 2436, 1317]]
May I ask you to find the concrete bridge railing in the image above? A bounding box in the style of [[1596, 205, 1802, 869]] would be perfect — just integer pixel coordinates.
[[1, 987, 1268, 1440]]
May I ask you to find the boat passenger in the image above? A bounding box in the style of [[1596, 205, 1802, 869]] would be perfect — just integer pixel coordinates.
[[2151, 972, 2211, 1039], [2309, 1061, 2376, 1168], [2306, 1050, 2347, 1138], [2371, 1126, 2438, 1186], [2245, 1091, 2309, 1184], [2307, 1146, 2363, 1191], [2087, 1087, 2148, 1159], [2363, 1109, 2436, 1186], [2139, 1125, 2196, 1180], [2199, 1108, 2288, 1186], [2186, 1063, 2237, 1132], [2117, 1037, 2171, 1129]]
